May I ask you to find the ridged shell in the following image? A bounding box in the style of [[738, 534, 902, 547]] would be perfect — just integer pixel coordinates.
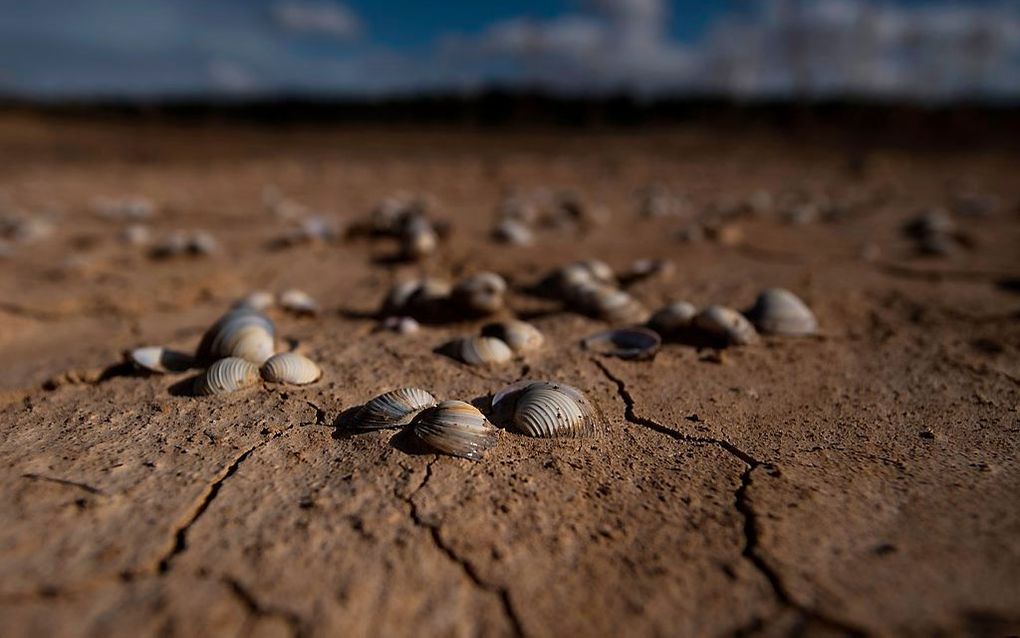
[[197, 309, 276, 364], [412, 400, 498, 461], [582, 327, 661, 360], [234, 290, 275, 312], [481, 320, 544, 353], [567, 280, 649, 324], [128, 346, 196, 373], [647, 301, 698, 336], [693, 305, 759, 346], [354, 387, 438, 430], [745, 288, 817, 336], [502, 382, 599, 438], [260, 352, 321, 385], [452, 272, 507, 315], [279, 288, 318, 315], [442, 336, 513, 365], [194, 357, 260, 396]]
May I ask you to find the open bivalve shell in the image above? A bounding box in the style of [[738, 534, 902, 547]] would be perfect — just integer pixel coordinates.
[[196, 308, 276, 365], [647, 301, 698, 337], [441, 336, 513, 366], [411, 400, 498, 461], [692, 305, 759, 346], [482, 320, 544, 353], [127, 346, 196, 374], [745, 288, 817, 336], [452, 272, 507, 316], [194, 357, 261, 396], [491, 381, 600, 438], [582, 327, 661, 360], [278, 289, 319, 316], [260, 352, 321, 385], [353, 387, 439, 430]]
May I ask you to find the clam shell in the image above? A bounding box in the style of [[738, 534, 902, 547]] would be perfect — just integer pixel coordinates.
[[354, 387, 438, 430], [567, 281, 649, 325], [496, 382, 599, 438], [279, 288, 319, 316], [194, 357, 260, 396], [481, 320, 544, 353], [234, 290, 275, 312], [492, 219, 534, 246], [452, 272, 507, 315], [188, 231, 218, 255], [383, 278, 452, 315], [381, 316, 421, 335], [412, 400, 498, 461], [647, 301, 698, 336], [441, 336, 513, 366], [693, 305, 759, 346], [127, 346, 196, 374], [260, 352, 321, 385], [400, 218, 438, 259], [196, 309, 276, 364], [745, 288, 817, 336], [582, 327, 661, 360]]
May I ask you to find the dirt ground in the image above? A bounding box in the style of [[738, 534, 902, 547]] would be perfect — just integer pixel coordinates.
[[0, 114, 1018, 637]]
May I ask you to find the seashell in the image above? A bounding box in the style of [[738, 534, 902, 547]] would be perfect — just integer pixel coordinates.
[[234, 290, 275, 312], [93, 196, 156, 221], [151, 231, 189, 258], [400, 217, 438, 259], [196, 308, 276, 364], [452, 272, 507, 316], [576, 259, 615, 286], [381, 316, 421, 335], [411, 400, 498, 461], [492, 218, 533, 246], [440, 336, 513, 366], [127, 346, 196, 374], [482, 320, 544, 353], [566, 280, 650, 325], [640, 186, 687, 218], [260, 352, 321, 385], [194, 357, 260, 396], [491, 381, 599, 438], [745, 288, 817, 336], [648, 301, 698, 337], [279, 288, 319, 316], [692, 305, 759, 346], [354, 387, 438, 430], [188, 231, 218, 255], [904, 208, 954, 238], [121, 224, 151, 247], [582, 327, 661, 360]]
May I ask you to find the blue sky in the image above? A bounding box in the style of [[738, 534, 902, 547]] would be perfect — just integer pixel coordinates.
[[0, 0, 1017, 100]]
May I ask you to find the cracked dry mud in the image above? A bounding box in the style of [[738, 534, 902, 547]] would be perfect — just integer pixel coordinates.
[[1, 118, 1019, 637]]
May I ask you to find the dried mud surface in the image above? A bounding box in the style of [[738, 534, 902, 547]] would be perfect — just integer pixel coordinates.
[[1, 116, 1018, 637]]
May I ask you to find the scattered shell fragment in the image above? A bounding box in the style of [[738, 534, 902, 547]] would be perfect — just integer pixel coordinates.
[[482, 320, 544, 353], [279, 288, 319, 316], [647, 301, 698, 337], [127, 346, 196, 374], [745, 288, 817, 336], [194, 357, 260, 396], [440, 336, 513, 366], [260, 352, 321, 385], [196, 308, 276, 364], [693, 305, 759, 346], [492, 381, 599, 438], [452, 272, 507, 316], [582, 327, 661, 360], [354, 387, 439, 430], [411, 400, 498, 461]]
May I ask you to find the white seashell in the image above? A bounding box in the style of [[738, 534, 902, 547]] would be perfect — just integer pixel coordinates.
[[151, 231, 189, 258], [234, 291, 276, 312], [648, 301, 698, 337], [693, 305, 759, 346], [492, 219, 534, 246], [194, 357, 260, 396], [196, 309, 276, 364], [412, 400, 498, 461], [279, 288, 319, 316], [582, 327, 661, 360], [567, 280, 650, 325], [482, 320, 544, 353], [260, 352, 321, 385], [745, 288, 817, 336], [354, 387, 438, 430], [127, 346, 196, 373], [623, 258, 675, 283], [441, 336, 513, 366], [452, 272, 507, 315], [400, 217, 438, 259], [576, 259, 615, 286], [120, 224, 151, 247], [492, 381, 599, 438], [383, 278, 452, 315], [382, 316, 421, 335], [188, 231, 218, 255]]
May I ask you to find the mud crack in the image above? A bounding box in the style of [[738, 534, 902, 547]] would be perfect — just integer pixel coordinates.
[[592, 359, 867, 636], [22, 473, 105, 495], [225, 576, 307, 638], [397, 460, 526, 637]]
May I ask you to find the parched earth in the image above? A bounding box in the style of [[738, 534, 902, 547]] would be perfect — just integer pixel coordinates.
[[0, 115, 1018, 637]]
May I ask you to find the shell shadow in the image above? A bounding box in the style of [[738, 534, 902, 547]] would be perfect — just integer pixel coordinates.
[[388, 428, 435, 456], [332, 404, 366, 439], [96, 362, 137, 382], [168, 374, 203, 397]]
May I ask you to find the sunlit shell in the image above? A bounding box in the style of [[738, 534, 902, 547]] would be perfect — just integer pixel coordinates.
[[196, 309, 276, 364], [260, 352, 321, 385], [904, 208, 954, 238], [482, 320, 544, 353], [383, 277, 452, 315], [151, 231, 189, 258], [567, 280, 649, 325], [492, 219, 534, 246], [127, 346, 196, 374], [576, 259, 615, 286], [622, 258, 675, 284], [381, 316, 421, 335], [647, 301, 698, 336], [188, 231, 218, 255], [452, 272, 507, 315], [354, 387, 439, 430], [400, 217, 438, 259], [194, 357, 260, 396], [693, 305, 759, 346], [412, 400, 498, 461], [234, 290, 275, 312], [745, 288, 817, 336], [492, 381, 599, 438], [582, 327, 661, 360], [441, 336, 513, 366], [120, 224, 151, 247], [279, 288, 319, 316]]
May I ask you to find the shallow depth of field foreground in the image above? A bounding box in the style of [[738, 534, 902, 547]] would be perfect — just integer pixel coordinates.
[[0, 115, 1018, 637]]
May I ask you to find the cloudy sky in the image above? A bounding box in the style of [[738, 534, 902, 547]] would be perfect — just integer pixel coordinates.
[[0, 0, 1018, 100]]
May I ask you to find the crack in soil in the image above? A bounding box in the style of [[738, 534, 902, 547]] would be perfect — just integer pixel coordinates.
[[21, 473, 105, 495], [305, 400, 328, 425], [591, 358, 867, 637], [396, 459, 526, 637], [225, 576, 306, 638]]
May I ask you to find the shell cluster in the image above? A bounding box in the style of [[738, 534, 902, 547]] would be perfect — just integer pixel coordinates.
[[440, 319, 544, 366], [234, 289, 319, 316], [150, 230, 218, 259], [490, 189, 609, 245], [381, 272, 507, 322], [903, 208, 961, 256], [539, 260, 649, 325], [361, 194, 445, 261]]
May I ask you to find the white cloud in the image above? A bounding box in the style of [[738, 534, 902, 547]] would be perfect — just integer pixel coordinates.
[[271, 1, 362, 41], [208, 59, 260, 94]]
